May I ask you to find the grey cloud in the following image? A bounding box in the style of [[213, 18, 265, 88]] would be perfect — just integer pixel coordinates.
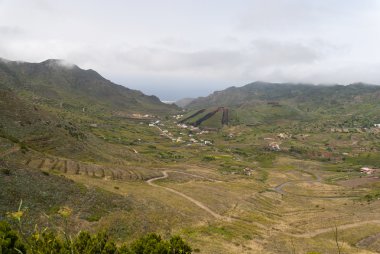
[[238, 0, 377, 33], [0, 26, 24, 36], [249, 40, 321, 66], [0, 0, 379, 100], [117, 47, 244, 72]]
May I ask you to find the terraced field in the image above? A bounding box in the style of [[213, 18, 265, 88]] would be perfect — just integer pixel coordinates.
[[1, 116, 380, 253], [25, 156, 162, 181], [180, 107, 230, 128]]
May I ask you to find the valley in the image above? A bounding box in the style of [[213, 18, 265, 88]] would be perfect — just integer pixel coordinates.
[[1, 59, 380, 253], [2, 113, 380, 253]]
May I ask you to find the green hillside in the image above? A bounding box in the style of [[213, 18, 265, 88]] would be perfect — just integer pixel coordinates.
[[1, 59, 380, 253], [187, 82, 380, 126], [179, 107, 230, 129], [0, 58, 178, 116]]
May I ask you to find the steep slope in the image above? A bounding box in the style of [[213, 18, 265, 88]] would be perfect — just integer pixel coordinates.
[[0, 57, 180, 160], [179, 107, 230, 129], [0, 58, 178, 115], [186, 82, 380, 126], [175, 98, 194, 108]]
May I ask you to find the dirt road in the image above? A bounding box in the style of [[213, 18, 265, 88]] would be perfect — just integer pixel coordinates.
[[167, 170, 222, 182], [288, 220, 380, 238], [273, 172, 359, 199], [147, 171, 230, 221], [146, 170, 272, 230]]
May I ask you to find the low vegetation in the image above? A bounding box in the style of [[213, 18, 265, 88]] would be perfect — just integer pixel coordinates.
[[0, 220, 192, 253], [1, 60, 380, 253]]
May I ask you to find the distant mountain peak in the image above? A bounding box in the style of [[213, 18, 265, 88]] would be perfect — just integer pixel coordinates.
[[41, 59, 77, 69], [0, 57, 11, 63], [0, 57, 179, 115]]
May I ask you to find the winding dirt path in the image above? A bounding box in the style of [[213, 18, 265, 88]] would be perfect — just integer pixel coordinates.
[[288, 220, 380, 238], [147, 170, 269, 229], [155, 126, 172, 140], [167, 170, 222, 182], [273, 172, 359, 199], [147, 171, 230, 221], [356, 232, 380, 248]]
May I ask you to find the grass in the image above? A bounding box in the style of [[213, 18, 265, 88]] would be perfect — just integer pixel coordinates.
[[1, 87, 380, 253]]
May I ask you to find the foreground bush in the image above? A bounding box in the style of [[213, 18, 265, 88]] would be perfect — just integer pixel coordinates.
[[0, 220, 192, 254], [0, 221, 27, 254]]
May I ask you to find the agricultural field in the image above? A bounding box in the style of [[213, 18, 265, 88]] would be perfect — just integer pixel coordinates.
[[1, 112, 380, 253], [1, 60, 380, 253]]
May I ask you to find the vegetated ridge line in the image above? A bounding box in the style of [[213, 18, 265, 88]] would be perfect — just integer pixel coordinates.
[[288, 220, 380, 238], [146, 171, 229, 221]]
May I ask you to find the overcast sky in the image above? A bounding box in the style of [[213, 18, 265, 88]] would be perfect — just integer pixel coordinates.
[[1, 0, 380, 100]]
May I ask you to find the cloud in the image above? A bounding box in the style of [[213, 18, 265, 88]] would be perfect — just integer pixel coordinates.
[[0, 0, 379, 100], [249, 40, 321, 66], [118, 47, 244, 72], [237, 0, 378, 34], [0, 26, 24, 36]]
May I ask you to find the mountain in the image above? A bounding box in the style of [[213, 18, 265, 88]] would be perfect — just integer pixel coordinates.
[[0, 58, 180, 159], [0, 58, 178, 115], [185, 81, 380, 126], [175, 97, 194, 108]]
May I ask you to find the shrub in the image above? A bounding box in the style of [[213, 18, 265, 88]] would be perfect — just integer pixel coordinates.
[[202, 155, 216, 162], [0, 220, 193, 253], [128, 233, 192, 254], [0, 221, 27, 254], [1, 168, 11, 175]]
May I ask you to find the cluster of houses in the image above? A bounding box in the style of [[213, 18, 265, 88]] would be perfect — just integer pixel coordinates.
[[269, 142, 281, 151], [177, 123, 201, 132], [173, 114, 184, 120], [243, 167, 254, 176], [330, 126, 380, 133], [130, 113, 155, 119], [360, 167, 378, 175], [148, 120, 213, 146], [149, 120, 163, 127]]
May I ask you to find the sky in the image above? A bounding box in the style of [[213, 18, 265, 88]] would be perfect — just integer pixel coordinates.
[[1, 0, 380, 100]]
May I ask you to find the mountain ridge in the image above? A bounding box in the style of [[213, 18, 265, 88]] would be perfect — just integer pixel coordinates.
[[0, 57, 178, 115], [185, 81, 380, 126]]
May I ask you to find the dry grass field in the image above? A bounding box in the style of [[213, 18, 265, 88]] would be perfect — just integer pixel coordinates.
[[1, 118, 380, 253]]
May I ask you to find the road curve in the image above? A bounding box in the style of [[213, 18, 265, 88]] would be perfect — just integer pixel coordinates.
[[147, 171, 230, 221], [273, 172, 359, 199], [166, 170, 222, 183], [288, 220, 380, 238]]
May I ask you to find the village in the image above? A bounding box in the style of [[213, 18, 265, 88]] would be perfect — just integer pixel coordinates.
[[148, 114, 214, 147], [330, 124, 380, 134]]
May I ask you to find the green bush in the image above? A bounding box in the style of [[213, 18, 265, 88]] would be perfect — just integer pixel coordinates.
[[202, 155, 216, 162], [1, 168, 11, 175], [0, 221, 193, 254], [126, 233, 192, 254], [0, 221, 27, 254]]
